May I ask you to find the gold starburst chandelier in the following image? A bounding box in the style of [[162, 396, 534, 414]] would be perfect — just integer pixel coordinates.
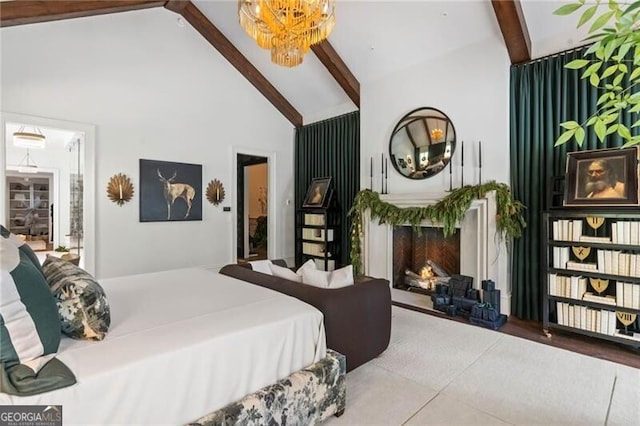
[[238, 0, 336, 67]]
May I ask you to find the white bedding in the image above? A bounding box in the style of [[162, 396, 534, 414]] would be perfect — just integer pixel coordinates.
[[0, 268, 327, 425]]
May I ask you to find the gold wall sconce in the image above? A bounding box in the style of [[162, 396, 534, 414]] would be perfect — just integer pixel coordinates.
[[107, 173, 134, 206], [206, 179, 225, 205]]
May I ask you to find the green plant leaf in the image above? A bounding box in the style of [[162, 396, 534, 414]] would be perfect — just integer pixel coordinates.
[[622, 1, 640, 15], [630, 66, 640, 80], [604, 39, 618, 60], [622, 137, 640, 147], [618, 63, 628, 73], [606, 124, 619, 134], [555, 128, 577, 146], [617, 123, 632, 138], [631, 118, 640, 127], [565, 59, 590, 69], [581, 61, 602, 78], [590, 10, 616, 32], [601, 64, 619, 78], [554, 2, 584, 15], [612, 73, 624, 86], [590, 72, 601, 86], [560, 121, 581, 129], [602, 112, 620, 124], [575, 127, 586, 145], [578, 5, 599, 26], [617, 39, 633, 59], [594, 119, 607, 141]]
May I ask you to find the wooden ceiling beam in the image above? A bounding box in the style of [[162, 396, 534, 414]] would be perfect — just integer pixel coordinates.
[[491, 0, 531, 64], [0, 0, 165, 28], [311, 41, 360, 107], [169, 2, 302, 127]]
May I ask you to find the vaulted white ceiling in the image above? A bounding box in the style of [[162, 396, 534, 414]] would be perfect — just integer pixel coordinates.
[[1, 1, 592, 124], [191, 0, 591, 123]]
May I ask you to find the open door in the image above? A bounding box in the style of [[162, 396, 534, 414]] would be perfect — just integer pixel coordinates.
[[236, 154, 268, 262]]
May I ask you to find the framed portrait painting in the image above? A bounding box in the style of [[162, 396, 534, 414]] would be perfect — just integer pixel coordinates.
[[563, 147, 639, 207], [302, 177, 332, 208], [139, 159, 202, 222]]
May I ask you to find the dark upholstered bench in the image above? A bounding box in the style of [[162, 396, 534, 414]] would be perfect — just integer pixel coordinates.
[[219, 261, 391, 372]]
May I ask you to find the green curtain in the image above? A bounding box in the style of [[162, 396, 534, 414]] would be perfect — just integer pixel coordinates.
[[510, 47, 632, 320], [295, 111, 360, 267]]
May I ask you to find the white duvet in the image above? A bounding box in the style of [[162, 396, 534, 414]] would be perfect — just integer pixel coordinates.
[[0, 268, 327, 425]]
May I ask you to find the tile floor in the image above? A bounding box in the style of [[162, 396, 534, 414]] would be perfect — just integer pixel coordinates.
[[324, 306, 639, 426]]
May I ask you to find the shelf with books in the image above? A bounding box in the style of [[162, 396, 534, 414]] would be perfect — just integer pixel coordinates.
[[542, 210, 640, 348], [295, 203, 340, 271], [6, 175, 51, 241]]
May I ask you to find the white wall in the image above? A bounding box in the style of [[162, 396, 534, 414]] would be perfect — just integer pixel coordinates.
[[361, 36, 511, 193], [1, 8, 295, 278]]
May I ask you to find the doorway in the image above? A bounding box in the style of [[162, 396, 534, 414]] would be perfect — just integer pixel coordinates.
[[237, 154, 268, 261], [1, 113, 94, 273]]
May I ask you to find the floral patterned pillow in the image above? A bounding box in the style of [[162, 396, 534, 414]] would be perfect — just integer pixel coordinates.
[[42, 256, 110, 341]]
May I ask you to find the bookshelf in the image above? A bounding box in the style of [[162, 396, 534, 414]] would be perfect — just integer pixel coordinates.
[[542, 210, 640, 348], [6, 175, 51, 241], [295, 202, 340, 271]]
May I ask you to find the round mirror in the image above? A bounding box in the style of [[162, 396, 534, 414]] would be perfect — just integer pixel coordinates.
[[389, 107, 456, 180]]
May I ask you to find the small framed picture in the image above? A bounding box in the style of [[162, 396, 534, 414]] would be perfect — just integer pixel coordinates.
[[302, 177, 332, 208], [564, 147, 639, 207]]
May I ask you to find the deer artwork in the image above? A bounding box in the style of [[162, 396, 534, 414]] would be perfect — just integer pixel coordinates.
[[157, 169, 196, 220]]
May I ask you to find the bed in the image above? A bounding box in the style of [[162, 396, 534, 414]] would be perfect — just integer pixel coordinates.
[[0, 267, 344, 425]]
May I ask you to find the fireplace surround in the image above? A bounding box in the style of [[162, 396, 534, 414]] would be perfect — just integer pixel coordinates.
[[361, 191, 510, 315]]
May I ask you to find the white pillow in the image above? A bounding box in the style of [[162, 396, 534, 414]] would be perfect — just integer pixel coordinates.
[[329, 265, 354, 288], [296, 259, 316, 275], [301, 268, 331, 288], [269, 263, 302, 282], [300, 264, 355, 289], [249, 260, 273, 275]]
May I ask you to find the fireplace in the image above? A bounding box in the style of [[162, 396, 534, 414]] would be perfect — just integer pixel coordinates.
[[392, 226, 460, 292], [361, 191, 510, 315]]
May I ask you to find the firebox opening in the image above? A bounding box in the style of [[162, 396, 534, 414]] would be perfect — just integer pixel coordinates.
[[392, 226, 461, 294]]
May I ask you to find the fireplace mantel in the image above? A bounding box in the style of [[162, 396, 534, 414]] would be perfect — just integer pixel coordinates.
[[362, 191, 511, 315]]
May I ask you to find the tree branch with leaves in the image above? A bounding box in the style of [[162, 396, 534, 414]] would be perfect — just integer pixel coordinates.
[[554, 0, 640, 147]]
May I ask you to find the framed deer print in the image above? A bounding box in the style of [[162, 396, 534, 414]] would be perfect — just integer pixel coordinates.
[[139, 159, 202, 222]]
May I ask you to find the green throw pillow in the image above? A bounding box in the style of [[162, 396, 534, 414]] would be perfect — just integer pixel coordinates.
[[42, 256, 111, 341], [0, 238, 60, 369]]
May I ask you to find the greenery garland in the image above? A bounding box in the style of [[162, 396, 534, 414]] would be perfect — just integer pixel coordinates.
[[348, 181, 527, 275]]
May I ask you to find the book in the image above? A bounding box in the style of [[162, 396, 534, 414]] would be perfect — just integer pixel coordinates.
[[556, 301, 564, 325], [571, 220, 583, 242], [578, 235, 611, 243], [616, 281, 624, 307], [631, 221, 639, 245], [582, 292, 617, 305], [566, 261, 598, 272], [623, 282, 633, 308], [622, 221, 631, 245]]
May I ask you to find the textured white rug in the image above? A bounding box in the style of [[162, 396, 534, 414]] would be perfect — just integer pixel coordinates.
[[325, 306, 639, 426]]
